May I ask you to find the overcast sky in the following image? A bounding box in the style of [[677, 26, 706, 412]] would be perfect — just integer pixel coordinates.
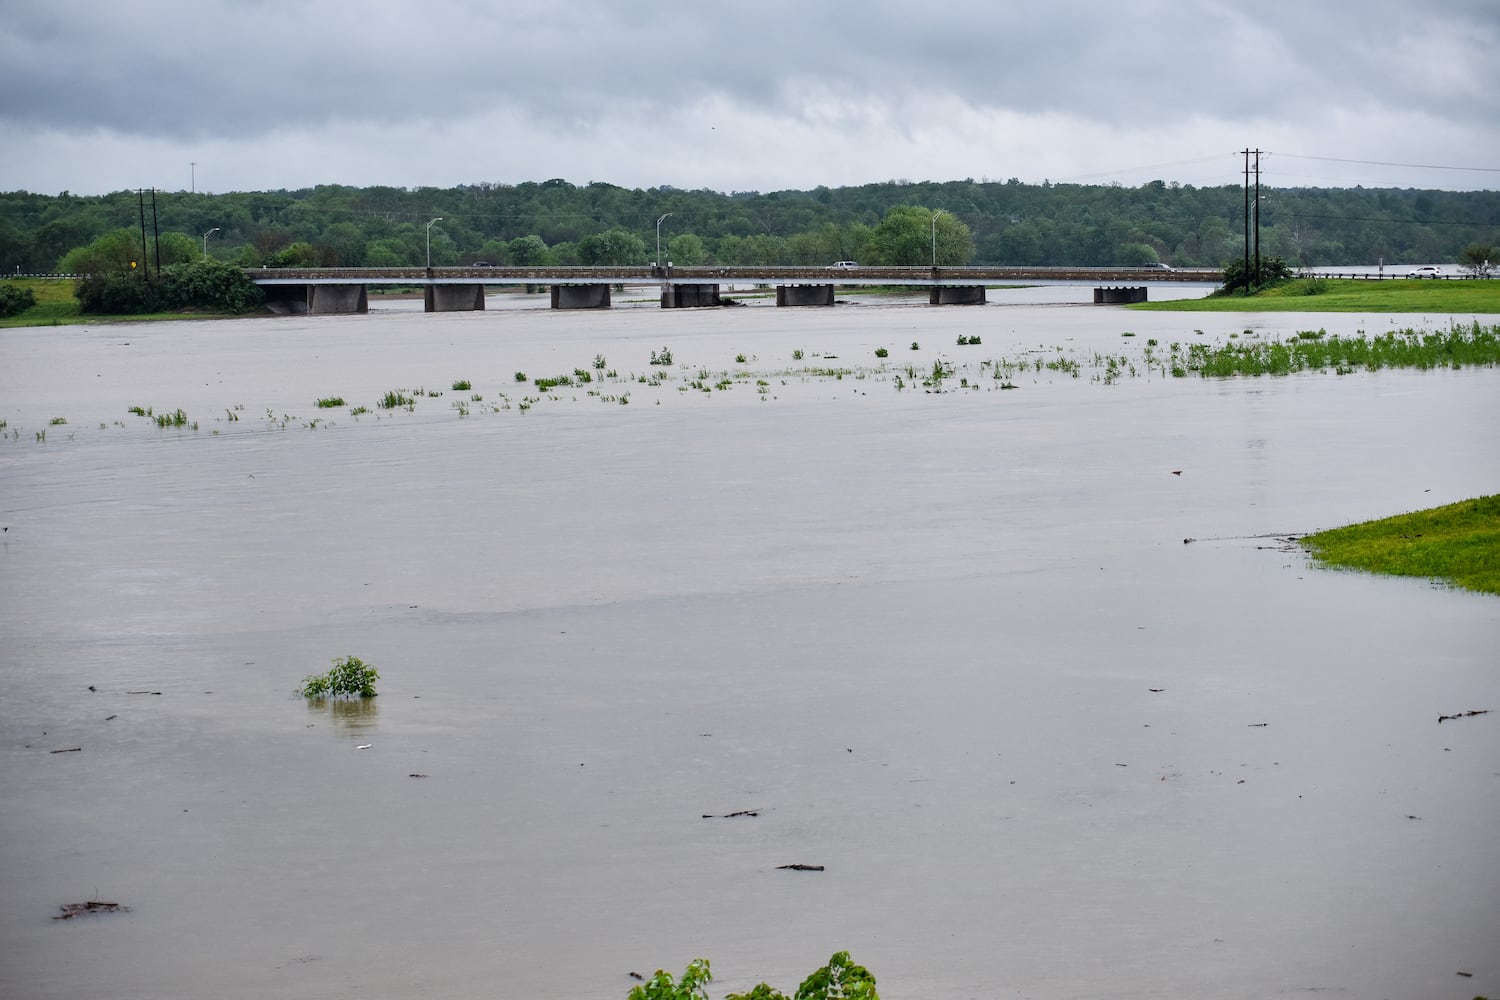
[[4, 1, 1498, 197]]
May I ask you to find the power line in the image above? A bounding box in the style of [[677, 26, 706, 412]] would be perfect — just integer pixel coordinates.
[[1286, 213, 1497, 227], [1277, 153, 1500, 174], [1054, 154, 1234, 183]]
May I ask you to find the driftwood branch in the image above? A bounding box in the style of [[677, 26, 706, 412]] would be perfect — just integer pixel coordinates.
[[1438, 709, 1490, 723], [54, 901, 129, 919]]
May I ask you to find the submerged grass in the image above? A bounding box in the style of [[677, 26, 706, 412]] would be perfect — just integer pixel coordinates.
[[1167, 321, 1499, 378], [1301, 495, 1500, 596]]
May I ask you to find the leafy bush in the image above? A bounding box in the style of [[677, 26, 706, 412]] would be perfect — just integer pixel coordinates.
[[0, 282, 36, 317], [73, 259, 264, 315], [633, 953, 876, 1000], [1216, 254, 1294, 295], [298, 655, 379, 699], [159, 259, 265, 313]]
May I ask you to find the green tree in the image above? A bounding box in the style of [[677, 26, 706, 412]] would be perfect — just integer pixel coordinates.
[[726, 951, 878, 1000], [266, 241, 321, 267], [667, 233, 709, 265], [1458, 244, 1495, 278], [473, 238, 511, 265], [628, 959, 712, 1000], [58, 227, 194, 275], [508, 234, 553, 266], [865, 206, 973, 266], [365, 240, 406, 267], [322, 222, 368, 266], [1117, 241, 1160, 266], [791, 951, 878, 1000], [577, 228, 647, 265]]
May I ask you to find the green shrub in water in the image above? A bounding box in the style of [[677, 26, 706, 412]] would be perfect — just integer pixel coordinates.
[[298, 654, 379, 699]]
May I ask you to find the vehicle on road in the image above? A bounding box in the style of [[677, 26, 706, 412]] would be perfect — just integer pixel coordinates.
[[1406, 265, 1443, 279], [828, 261, 859, 269]]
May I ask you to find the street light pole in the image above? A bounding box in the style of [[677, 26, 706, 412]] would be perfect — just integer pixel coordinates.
[[202, 227, 220, 260], [426, 218, 443, 268], [656, 213, 672, 266], [931, 209, 946, 268]]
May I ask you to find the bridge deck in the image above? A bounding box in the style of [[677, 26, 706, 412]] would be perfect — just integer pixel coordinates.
[[249, 265, 1221, 286]]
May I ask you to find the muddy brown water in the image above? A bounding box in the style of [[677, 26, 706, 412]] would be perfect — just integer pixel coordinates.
[[2, 299, 1498, 999]]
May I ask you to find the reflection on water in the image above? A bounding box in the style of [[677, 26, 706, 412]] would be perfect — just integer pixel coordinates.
[[1, 304, 1497, 1000], [312, 697, 379, 734]]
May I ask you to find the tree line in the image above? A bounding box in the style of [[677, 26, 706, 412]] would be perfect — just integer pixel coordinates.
[[3, 177, 1496, 275]]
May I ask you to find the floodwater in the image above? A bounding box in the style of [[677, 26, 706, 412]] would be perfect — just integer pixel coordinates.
[[1, 297, 1498, 1000]]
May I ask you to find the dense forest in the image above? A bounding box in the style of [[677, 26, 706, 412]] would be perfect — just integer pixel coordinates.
[[3, 177, 1497, 274]]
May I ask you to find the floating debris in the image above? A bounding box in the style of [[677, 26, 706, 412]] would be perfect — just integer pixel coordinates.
[[54, 900, 129, 920], [777, 863, 824, 871], [702, 809, 759, 819], [1438, 709, 1489, 723]]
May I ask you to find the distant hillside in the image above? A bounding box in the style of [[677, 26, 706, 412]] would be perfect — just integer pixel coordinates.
[[3, 178, 1496, 273]]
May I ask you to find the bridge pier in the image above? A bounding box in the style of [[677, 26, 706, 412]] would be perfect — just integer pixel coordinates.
[[775, 284, 835, 307], [551, 284, 612, 309], [930, 286, 987, 305], [661, 284, 721, 308], [261, 284, 370, 315], [1094, 286, 1148, 304], [425, 284, 486, 312]]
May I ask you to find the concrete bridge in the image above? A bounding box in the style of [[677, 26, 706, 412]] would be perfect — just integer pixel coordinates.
[[248, 264, 1221, 314]]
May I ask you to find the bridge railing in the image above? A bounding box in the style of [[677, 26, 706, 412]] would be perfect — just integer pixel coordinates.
[[245, 264, 1227, 283]]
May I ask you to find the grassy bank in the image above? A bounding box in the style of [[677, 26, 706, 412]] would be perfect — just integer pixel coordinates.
[[1302, 495, 1500, 596], [1, 278, 82, 327], [0, 277, 260, 327], [1137, 278, 1500, 314]]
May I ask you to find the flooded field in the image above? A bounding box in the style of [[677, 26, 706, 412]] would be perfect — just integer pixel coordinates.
[[2, 298, 1498, 999]]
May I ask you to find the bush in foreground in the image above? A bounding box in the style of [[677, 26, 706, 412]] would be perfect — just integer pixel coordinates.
[[0, 282, 36, 317], [630, 952, 877, 1000]]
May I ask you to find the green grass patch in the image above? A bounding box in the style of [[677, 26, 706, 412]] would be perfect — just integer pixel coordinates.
[[315, 396, 345, 408], [0, 278, 81, 327], [1165, 321, 1499, 377], [1135, 278, 1500, 313], [1302, 495, 1500, 596]]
